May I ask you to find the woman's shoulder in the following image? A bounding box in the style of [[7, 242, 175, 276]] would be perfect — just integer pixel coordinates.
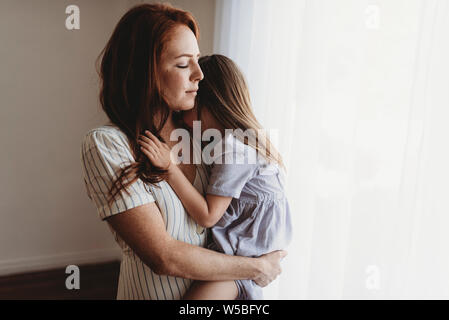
[[82, 123, 129, 151], [83, 123, 124, 139]]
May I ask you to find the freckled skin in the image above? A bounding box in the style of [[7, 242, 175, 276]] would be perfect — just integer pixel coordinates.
[[158, 25, 203, 111]]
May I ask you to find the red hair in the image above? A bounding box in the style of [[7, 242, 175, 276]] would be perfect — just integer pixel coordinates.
[[96, 3, 199, 203]]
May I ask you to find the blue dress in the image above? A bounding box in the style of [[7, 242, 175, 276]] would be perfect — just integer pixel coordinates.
[[205, 132, 293, 300]]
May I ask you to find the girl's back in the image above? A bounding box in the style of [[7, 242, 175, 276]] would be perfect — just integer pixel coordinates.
[[206, 131, 293, 257]]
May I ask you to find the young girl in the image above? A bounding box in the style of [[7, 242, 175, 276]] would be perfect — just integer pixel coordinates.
[[138, 54, 292, 300]]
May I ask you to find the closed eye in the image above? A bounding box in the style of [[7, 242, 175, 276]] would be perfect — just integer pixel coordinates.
[[177, 65, 188, 69]]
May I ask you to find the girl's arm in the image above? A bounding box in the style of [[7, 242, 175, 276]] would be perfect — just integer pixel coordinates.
[[138, 131, 231, 228], [168, 165, 231, 228]]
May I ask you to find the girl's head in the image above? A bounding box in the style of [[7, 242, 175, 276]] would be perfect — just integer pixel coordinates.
[[183, 54, 284, 167], [98, 3, 203, 201]]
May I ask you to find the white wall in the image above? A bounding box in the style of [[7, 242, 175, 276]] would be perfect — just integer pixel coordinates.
[[0, 0, 215, 276]]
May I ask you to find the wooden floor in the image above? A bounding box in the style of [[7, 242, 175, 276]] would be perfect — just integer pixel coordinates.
[[0, 261, 121, 300]]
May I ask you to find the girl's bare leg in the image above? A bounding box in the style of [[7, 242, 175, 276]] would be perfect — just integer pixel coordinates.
[[182, 280, 238, 300]]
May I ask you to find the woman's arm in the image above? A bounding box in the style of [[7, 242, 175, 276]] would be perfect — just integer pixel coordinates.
[[106, 202, 286, 286], [139, 131, 231, 227]]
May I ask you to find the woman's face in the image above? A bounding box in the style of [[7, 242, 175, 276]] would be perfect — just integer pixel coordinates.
[[158, 25, 204, 111]]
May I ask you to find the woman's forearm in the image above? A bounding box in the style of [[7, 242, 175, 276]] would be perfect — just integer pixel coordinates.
[[156, 238, 263, 282], [106, 202, 284, 287]]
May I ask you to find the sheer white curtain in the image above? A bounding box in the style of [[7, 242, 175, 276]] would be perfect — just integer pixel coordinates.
[[213, 0, 449, 299]]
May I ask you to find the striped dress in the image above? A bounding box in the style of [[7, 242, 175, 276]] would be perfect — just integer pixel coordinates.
[[80, 124, 209, 300]]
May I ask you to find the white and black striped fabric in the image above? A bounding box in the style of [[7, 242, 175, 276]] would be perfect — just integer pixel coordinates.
[[81, 124, 209, 299]]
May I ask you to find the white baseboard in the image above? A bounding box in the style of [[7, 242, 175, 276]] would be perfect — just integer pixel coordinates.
[[0, 248, 122, 277]]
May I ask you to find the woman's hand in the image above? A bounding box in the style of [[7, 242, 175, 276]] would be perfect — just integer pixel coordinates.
[[253, 250, 288, 287], [138, 130, 173, 171]]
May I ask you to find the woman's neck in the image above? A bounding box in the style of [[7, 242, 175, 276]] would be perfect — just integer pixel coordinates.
[[159, 111, 178, 148], [160, 111, 195, 165]]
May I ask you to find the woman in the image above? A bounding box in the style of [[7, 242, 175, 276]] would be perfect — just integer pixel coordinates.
[[80, 3, 286, 300]]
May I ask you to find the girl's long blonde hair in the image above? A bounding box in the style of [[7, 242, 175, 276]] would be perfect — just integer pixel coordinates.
[[196, 54, 284, 168]]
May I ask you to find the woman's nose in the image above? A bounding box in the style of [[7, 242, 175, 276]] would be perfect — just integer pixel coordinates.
[[191, 62, 204, 82]]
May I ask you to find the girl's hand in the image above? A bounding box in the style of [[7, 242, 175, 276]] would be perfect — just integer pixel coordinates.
[[138, 130, 173, 171]]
